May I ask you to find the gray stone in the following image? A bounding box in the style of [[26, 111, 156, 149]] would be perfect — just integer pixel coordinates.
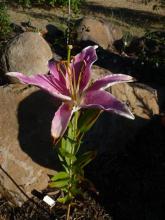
[[92, 65, 159, 119], [0, 84, 59, 205], [76, 17, 123, 50], [1, 32, 52, 82], [111, 82, 159, 119]]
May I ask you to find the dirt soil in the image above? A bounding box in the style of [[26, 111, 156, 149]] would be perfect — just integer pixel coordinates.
[[7, 0, 165, 37], [87, 0, 165, 16]]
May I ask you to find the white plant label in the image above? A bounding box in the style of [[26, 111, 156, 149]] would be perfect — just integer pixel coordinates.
[[43, 195, 55, 207]]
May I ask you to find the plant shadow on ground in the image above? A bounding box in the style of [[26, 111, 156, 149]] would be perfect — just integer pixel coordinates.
[[83, 3, 165, 30], [85, 113, 165, 220], [17, 90, 62, 171]]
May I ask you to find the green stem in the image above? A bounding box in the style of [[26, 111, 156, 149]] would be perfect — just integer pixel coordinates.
[[71, 111, 78, 165], [66, 203, 71, 220], [72, 111, 79, 157], [67, 0, 71, 45], [73, 111, 80, 154], [67, 45, 72, 66], [67, 111, 79, 201]]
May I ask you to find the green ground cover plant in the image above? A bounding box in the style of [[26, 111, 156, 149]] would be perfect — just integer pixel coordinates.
[[8, 0, 84, 12], [0, 3, 11, 40]]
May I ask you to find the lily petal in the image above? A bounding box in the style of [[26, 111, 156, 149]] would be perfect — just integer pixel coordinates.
[[48, 60, 70, 95], [72, 45, 98, 91], [51, 103, 73, 142], [48, 60, 67, 86], [88, 74, 135, 91], [81, 90, 134, 119], [6, 72, 71, 101]]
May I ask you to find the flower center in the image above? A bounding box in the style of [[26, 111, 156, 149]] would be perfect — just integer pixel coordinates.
[[57, 59, 86, 106]]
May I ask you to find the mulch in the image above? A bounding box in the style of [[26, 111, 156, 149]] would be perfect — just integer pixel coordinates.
[[0, 190, 111, 220]]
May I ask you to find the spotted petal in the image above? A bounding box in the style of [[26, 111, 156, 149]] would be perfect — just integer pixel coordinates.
[[81, 90, 134, 119], [6, 72, 71, 101], [72, 45, 98, 91], [51, 103, 73, 142], [48, 60, 68, 86], [88, 74, 135, 91]]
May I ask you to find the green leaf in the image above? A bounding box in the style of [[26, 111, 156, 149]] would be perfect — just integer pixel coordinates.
[[59, 148, 77, 166], [70, 185, 83, 197], [73, 167, 84, 178], [49, 179, 69, 188], [61, 137, 66, 148], [51, 172, 69, 181], [58, 152, 64, 162], [67, 117, 75, 140], [59, 148, 76, 160], [57, 195, 72, 204], [62, 163, 69, 173], [73, 151, 97, 169], [60, 137, 76, 158], [61, 137, 72, 154], [78, 109, 101, 133]]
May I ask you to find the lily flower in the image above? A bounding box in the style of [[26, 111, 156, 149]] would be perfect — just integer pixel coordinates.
[[7, 46, 134, 142]]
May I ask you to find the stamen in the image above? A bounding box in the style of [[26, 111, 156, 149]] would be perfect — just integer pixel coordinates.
[[63, 61, 75, 99], [57, 62, 66, 80], [71, 62, 76, 96], [76, 60, 86, 94]]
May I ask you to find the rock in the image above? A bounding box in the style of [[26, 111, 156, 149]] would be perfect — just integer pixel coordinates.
[[91, 65, 110, 80], [76, 17, 123, 50], [1, 32, 53, 82], [111, 82, 159, 119], [10, 23, 26, 34], [0, 84, 59, 205], [92, 65, 159, 119]]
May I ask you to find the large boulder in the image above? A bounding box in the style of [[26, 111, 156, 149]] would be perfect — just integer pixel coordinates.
[[76, 17, 123, 50], [0, 32, 53, 82], [92, 65, 159, 119], [111, 82, 159, 119], [0, 84, 59, 205]]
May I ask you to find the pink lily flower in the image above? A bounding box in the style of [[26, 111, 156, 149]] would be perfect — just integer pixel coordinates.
[[7, 46, 134, 142]]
